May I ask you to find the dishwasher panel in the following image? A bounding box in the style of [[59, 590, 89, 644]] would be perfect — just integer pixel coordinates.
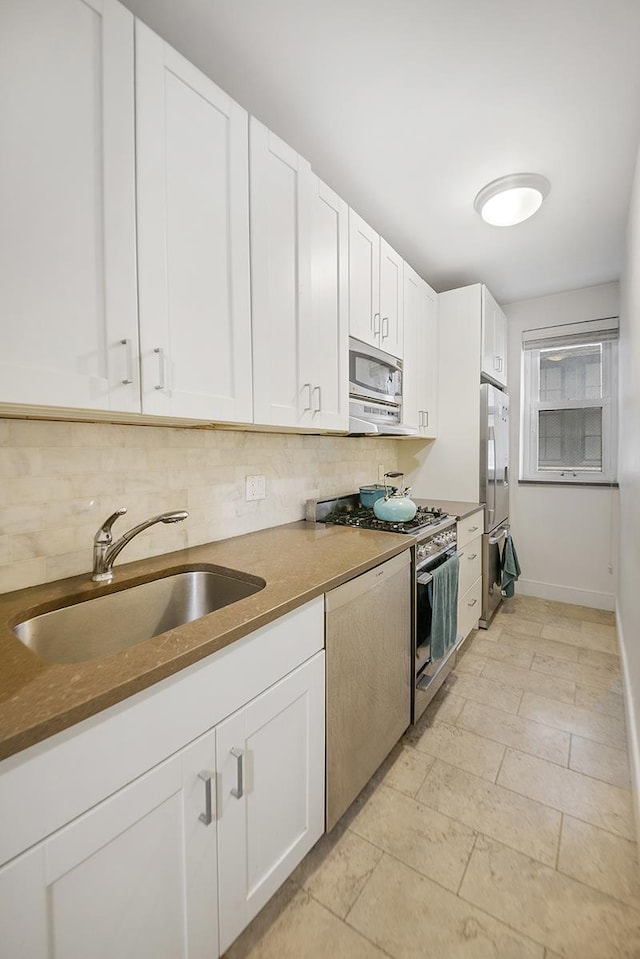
[[325, 551, 411, 831]]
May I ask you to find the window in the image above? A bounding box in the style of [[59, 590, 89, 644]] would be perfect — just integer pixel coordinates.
[[520, 318, 618, 484]]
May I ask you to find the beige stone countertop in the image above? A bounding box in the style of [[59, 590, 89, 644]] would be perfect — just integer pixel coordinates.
[[0, 521, 412, 761], [415, 499, 485, 521]]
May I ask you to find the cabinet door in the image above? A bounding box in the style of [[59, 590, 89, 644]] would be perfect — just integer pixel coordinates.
[[494, 304, 508, 387], [403, 265, 438, 435], [348, 210, 380, 348], [136, 22, 252, 423], [0, 0, 139, 413], [417, 279, 438, 437], [250, 119, 312, 426], [402, 264, 421, 430], [379, 238, 404, 359], [308, 177, 349, 431], [0, 738, 219, 959], [216, 652, 325, 953]]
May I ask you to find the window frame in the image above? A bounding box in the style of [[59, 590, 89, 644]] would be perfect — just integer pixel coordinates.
[[520, 330, 618, 485]]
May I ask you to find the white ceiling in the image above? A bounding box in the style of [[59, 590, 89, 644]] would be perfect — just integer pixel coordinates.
[[121, 0, 640, 304]]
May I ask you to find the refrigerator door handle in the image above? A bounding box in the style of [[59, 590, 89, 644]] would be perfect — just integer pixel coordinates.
[[488, 425, 496, 526], [504, 464, 509, 488]]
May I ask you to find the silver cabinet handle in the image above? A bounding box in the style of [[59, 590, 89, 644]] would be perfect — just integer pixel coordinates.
[[382, 316, 389, 339], [303, 383, 312, 412], [153, 347, 165, 391], [468, 553, 477, 560], [230, 747, 244, 799], [468, 526, 479, 532], [424, 410, 429, 427], [419, 411, 424, 427], [313, 385, 322, 413], [120, 338, 134, 385], [372, 312, 381, 336], [198, 770, 214, 826], [468, 598, 478, 607]]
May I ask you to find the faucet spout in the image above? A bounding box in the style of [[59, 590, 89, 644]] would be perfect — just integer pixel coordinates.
[[92, 509, 189, 582]]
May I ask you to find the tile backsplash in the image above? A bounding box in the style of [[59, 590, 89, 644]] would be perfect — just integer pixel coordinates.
[[0, 418, 399, 593]]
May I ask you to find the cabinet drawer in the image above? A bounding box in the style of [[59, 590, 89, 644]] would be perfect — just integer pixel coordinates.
[[457, 537, 482, 597], [457, 510, 484, 550], [457, 576, 482, 641]]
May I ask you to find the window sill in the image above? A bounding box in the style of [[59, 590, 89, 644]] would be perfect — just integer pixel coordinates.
[[518, 479, 619, 489]]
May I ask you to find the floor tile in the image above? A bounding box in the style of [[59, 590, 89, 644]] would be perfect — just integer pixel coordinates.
[[558, 816, 640, 909], [290, 826, 383, 919], [416, 759, 561, 865], [540, 623, 618, 654], [442, 671, 523, 714], [496, 629, 581, 663], [346, 853, 544, 959], [581, 620, 619, 642], [456, 699, 570, 766], [578, 647, 621, 668], [224, 884, 388, 959], [519, 692, 627, 749], [349, 782, 476, 892], [493, 614, 543, 637], [420, 687, 467, 725], [459, 835, 640, 958], [574, 684, 626, 721], [497, 749, 635, 840], [569, 735, 631, 789], [372, 743, 435, 797], [531, 653, 622, 693], [455, 651, 487, 675], [408, 719, 505, 781], [482, 659, 576, 704], [465, 635, 535, 668]]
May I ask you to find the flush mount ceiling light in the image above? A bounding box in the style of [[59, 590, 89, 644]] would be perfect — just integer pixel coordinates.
[[474, 173, 551, 226]]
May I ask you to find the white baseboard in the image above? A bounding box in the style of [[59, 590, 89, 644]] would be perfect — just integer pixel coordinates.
[[516, 578, 615, 611], [617, 605, 640, 843]]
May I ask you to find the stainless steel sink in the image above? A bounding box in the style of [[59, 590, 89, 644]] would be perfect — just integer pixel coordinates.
[[12, 565, 266, 664]]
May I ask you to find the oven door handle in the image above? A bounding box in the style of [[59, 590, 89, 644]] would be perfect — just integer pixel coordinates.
[[417, 572, 433, 586], [488, 528, 509, 546]]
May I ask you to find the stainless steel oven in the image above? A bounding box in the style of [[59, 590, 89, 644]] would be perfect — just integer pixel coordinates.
[[413, 521, 461, 723]]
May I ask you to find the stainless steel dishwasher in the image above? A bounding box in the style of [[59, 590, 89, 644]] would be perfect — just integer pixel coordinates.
[[325, 550, 411, 831]]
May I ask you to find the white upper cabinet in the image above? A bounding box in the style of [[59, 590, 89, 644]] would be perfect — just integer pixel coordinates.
[[307, 176, 349, 431], [250, 121, 348, 430], [250, 119, 312, 427], [135, 22, 252, 422], [348, 210, 404, 358], [0, 0, 140, 413], [403, 264, 438, 436], [481, 285, 508, 388]]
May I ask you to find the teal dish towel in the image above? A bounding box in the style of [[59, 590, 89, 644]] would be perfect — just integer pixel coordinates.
[[501, 533, 521, 598], [429, 555, 459, 661]]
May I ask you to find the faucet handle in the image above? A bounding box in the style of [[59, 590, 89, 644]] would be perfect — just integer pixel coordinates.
[[95, 507, 127, 545]]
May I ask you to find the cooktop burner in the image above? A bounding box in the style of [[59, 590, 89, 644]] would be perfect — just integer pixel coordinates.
[[323, 505, 446, 534], [307, 493, 451, 536]]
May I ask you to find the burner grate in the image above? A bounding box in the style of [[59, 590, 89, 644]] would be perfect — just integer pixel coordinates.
[[324, 505, 447, 535]]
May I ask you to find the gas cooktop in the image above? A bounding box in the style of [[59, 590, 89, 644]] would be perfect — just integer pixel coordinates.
[[306, 493, 454, 537]]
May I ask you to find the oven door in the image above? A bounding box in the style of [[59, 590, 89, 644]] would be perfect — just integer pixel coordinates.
[[415, 547, 457, 678]]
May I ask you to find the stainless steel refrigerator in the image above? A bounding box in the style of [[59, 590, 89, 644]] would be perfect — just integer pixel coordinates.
[[479, 382, 510, 627]]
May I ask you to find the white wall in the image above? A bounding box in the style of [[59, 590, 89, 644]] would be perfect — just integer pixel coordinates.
[[618, 141, 640, 818], [504, 282, 620, 611]]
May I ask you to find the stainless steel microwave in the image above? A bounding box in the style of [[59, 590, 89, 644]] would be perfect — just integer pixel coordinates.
[[348, 337, 402, 405]]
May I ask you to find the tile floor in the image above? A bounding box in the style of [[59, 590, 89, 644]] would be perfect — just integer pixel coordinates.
[[223, 595, 639, 959]]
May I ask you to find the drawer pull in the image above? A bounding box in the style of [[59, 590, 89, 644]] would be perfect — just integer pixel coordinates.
[[468, 526, 479, 532], [468, 553, 477, 560], [467, 598, 478, 607]]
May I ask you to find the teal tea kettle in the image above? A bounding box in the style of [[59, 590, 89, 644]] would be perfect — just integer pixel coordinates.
[[373, 472, 417, 522]]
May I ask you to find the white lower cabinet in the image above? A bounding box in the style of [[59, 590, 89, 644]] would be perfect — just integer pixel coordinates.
[[457, 509, 484, 640], [0, 601, 325, 959]]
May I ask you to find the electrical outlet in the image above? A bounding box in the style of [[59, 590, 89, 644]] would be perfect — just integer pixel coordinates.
[[245, 474, 266, 501], [378, 464, 386, 482]]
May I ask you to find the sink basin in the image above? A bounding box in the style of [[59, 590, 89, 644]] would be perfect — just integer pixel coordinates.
[[12, 564, 266, 664]]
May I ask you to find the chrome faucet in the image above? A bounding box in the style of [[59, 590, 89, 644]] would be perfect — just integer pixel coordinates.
[[91, 507, 189, 582]]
